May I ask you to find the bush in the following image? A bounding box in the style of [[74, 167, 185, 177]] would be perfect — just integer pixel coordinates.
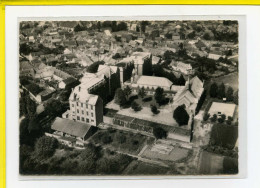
[[153, 127, 167, 139], [218, 118, 225, 123], [142, 96, 152, 102], [131, 101, 142, 112], [102, 134, 113, 144], [151, 104, 159, 115], [211, 114, 217, 122]]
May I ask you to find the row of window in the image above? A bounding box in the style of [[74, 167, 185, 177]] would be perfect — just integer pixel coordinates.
[[77, 116, 94, 123], [76, 109, 94, 117], [71, 102, 94, 110]]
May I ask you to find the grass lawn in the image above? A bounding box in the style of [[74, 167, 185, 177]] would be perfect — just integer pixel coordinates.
[[199, 151, 224, 175], [123, 160, 170, 175], [210, 124, 238, 149], [90, 129, 153, 155]]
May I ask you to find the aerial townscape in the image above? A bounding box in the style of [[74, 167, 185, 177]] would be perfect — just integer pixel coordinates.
[[19, 20, 239, 175]]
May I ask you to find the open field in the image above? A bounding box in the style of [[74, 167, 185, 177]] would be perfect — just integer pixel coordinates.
[[199, 151, 224, 175], [210, 124, 238, 149], [90, 129, 153, 155]]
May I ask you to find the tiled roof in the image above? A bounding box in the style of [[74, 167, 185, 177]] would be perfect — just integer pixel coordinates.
[[51, 117, 92, 138]]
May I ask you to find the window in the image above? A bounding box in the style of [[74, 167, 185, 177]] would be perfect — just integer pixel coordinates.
[[77, 102, 79, 106], [91, 105, 93, 110], [82, 110, 84, 114], [86, 118, 89, 123], [91, 120, 94, 122], [86, 112, 89, 116], [81, 117, 84, 121], [91, 113, 93, 117], [86, 105, 88, 109], [77, 109, 79, 113], [77, 116, 80, 120], [81, 103, 83, 107], [72, 104, 74, 107]]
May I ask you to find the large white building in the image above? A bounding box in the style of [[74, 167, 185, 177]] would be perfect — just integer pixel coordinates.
[[62, 86, 103, 127]]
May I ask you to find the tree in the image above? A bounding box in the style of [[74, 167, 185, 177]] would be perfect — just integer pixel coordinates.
[[114, 88, 127, 107], [233, 90, 238, 104], [226, 119, 232, 125], [45, 99, 66, 116], [131, 101, 141, 112], [97, 21, 101, 32], [74, 24, 85, 32], [19, 43, 31, 55], [218, 83, 226, 99], [218, 117, 224, 123], [187, 31, 196, 39], [154, 87, 164, 104], [141, 21, 148, 33], [79, 143, 101, 161], [221, 114, 226, 121], [173, 105, 190, 126], [87, 61, 105, 73], [228, 116, 233, 122], [117, 22, 127, 31], [123, 86, 132, 100], [209, 82, 218, 98], [112, 53, 121, 59], [163, 50, 174, 60], [211, 114, 217, 122], [138, 87, 146, 99], [153, 127, 167, 139], [34, 136, 58, 159], [203, 113, 210, 121], [226, 86, 234, 101], [28, 116, 41, 135], [203, 33, 211, 40], [151, 104, 159, 115]]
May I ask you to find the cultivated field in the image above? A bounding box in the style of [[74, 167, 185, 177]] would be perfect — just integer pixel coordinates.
[[199, 151, 224, 175], [90, 129, 153, 155]]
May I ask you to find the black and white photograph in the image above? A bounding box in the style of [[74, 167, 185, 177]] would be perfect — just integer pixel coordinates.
[[18, 19, 239, 176]]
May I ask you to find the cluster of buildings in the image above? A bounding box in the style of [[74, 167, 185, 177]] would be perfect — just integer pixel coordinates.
[[19, 20, 238, 147]]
